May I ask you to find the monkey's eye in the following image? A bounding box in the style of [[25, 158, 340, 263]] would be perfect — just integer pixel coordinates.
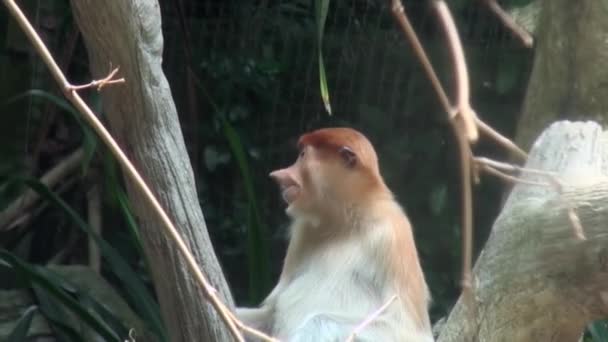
[[299, 150, 306, 159], [339, 146, 357, 168]]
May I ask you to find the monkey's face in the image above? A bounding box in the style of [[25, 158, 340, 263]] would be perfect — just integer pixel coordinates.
[[270, 145, 365, 220], [269, 145, 315, 217]]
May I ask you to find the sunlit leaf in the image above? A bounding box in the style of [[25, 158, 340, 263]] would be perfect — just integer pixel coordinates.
[[315, 0, 332, 115]]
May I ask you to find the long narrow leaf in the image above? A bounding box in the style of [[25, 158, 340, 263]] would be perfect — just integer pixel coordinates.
[[101, 152, 151, 280], [33, 286, 85, 342], [220, 117, 270, 301], [21, 179, 168, 342], [6, 90, 77, 116], [315, 0, 332, 115], [6, 90, 97, 170], [37, 267, 131, 338], [103, 152, 145, 256], [7, 305, 37, 342], [1, 251, 119, 341]]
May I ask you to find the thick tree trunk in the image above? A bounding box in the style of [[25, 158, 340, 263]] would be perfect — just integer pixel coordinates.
[[515, 0, 608, 150], [68, 1, 234, 341], [438, 121, 608, 341]]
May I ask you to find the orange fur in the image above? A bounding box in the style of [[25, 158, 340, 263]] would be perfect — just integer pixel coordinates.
[[238, 127, 433, 341]]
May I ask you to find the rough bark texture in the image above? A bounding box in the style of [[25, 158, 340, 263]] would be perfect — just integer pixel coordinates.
[[438, 121, 608, 341], [515, 0, 608, 150], [68, 1, 234, 341]]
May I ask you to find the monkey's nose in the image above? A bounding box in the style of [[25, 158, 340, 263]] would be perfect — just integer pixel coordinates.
[[269, 169, 300, 204], [269, 169, 288, 183], [269, 170, 280, 179], [269, 169, 298, 188]]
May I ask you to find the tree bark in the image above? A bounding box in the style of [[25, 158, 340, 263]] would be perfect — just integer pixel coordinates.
[[438, 121, 608, 341], [515, 0, 608, 150], [68, 1, 234, 341]]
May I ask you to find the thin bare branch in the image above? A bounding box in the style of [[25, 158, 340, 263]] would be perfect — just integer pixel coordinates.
[[476, 117, 527, 160], [390, 0, 452, 114], [0, 148, 84, 230], [431, 0, 475, 291], [226, 310, 280, 342], [481, 0, 534, 48], [345, 295, 398, 342], [475, 157, 586, 240], [433, 0, 478, 142], [69, 66, 125, 91], [391, 0, 475, 292], [453, 121, 474, 291], [391, 0, 527, 159], [477, 163, 548, 187], [475, 157, 554, 177]]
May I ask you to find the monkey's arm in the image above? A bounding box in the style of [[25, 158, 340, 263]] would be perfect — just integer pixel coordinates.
[[289, 312, 434, 342], [236, 306, 273, 333]]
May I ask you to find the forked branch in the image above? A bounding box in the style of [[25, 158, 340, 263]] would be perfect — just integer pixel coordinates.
[[390, 0, 528, 293]]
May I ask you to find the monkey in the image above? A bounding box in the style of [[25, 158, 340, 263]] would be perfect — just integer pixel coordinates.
[[237, 127, 433, 341]]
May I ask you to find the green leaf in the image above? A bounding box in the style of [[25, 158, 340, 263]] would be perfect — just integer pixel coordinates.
[[6, 89, 98, 173], [315, 0, 332, 115], [0, 251, 120, 341], [589, 320, 608, 341], [34, 285, 86, 342], [220, 117, 270, 301], [102, 153, 146, 260], [19, 178, 168, 342], [78, 294, 130, 339], [6, 90, 78, 117], [7, 305, 37, 342]]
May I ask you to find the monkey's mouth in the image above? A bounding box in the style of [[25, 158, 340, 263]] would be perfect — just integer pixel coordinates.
[[281, 185, 300, 204]]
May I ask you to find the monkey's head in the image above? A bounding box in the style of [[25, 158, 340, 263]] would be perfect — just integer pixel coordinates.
[[270, 127, 388, 221]]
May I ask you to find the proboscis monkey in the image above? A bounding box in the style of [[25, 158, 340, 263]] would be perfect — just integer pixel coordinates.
[[238, 128, 433, 341]]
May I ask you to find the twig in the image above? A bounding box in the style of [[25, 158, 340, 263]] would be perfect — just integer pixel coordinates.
[[391, 0, 475, 291], [475, 157, 555, 177], [345, 295, 398, 342], [69, 66, 125, 91], [544, 177, 586, 240], [225, 309, 280, 342], [2, 1, 255, 340], [453, 120, 474, 291], [481, 0, 534, 48], [475, 157, 586, 239], [476, 117, 527, 160], [0, 147, 85, 230], [390, 0, 527, 157], [477, 163, 548, 187], [390, 0, 451, 115], [431, 0, 475, 291], [433, 0, 478, 142], [566, 207, 585, 240]]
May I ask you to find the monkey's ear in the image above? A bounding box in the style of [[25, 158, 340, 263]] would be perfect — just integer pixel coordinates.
[[339, 146, 357, 168]]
